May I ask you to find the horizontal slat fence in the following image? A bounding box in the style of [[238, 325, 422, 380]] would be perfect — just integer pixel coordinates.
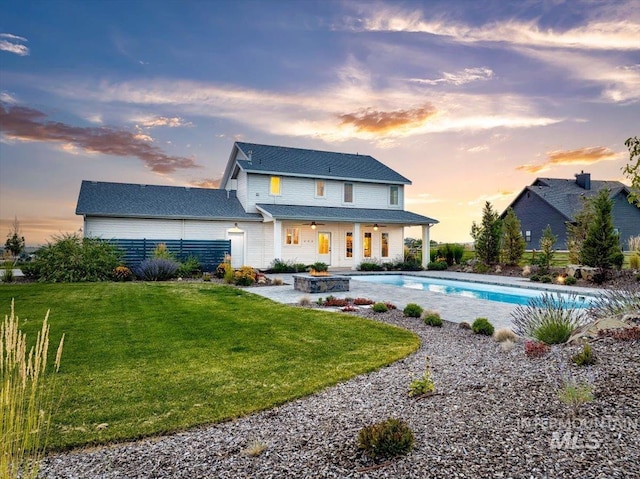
[[111, 239, 230, 272]]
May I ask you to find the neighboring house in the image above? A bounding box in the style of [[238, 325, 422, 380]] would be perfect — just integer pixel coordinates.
[[502, 172, 640, 250], [76, 142, 439, 269]]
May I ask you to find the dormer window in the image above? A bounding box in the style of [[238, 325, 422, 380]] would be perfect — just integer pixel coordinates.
[[270, 176, 281, 196], [316, 180, 325, 198], [344, 183, 354, 203], [389, 186, 399, 206]]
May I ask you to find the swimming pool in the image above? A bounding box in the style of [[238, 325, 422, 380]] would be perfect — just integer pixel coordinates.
[[350, 274, 594, 307]]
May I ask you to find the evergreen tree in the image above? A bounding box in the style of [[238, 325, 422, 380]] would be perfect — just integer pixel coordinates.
[[566, 197, 595, 264], [580, 189, 622, 280], [536, 225, 557, 275], [4, 216, 25, 257], [471, 202, 502, 265], [501, 208, 525, 266], [623, 136, 640, 206]]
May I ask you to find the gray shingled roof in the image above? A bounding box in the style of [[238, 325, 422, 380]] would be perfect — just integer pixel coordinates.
[[526, 177, 628, 220], [232, 142, 411, 184], [255, 204, 438, 225], [76, 181, 262, 220]]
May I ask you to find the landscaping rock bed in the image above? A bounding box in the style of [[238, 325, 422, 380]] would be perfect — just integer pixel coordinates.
[[40, 309, 639, 479]]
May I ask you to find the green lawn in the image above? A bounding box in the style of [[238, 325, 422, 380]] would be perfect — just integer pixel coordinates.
[[0, 282, 418, 450]]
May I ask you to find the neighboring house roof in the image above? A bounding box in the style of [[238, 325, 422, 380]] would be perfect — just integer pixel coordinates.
[[76, 181, 262, 221], [222, 142, 411, 186], [255, 204, 438, 225], [503, 176, 631, 221]]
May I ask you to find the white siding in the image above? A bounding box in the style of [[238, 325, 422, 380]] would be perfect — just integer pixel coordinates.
[[236, 170, 248, 211], [243, 175, 404, 210]]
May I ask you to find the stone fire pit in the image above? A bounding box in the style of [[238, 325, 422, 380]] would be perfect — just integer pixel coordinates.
[[293, 273, 350, 293]]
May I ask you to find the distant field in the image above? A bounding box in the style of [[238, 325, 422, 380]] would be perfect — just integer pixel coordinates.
[[0, 282, 418, 450]]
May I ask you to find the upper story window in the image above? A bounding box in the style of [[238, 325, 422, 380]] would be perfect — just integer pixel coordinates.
[[270, 176, 281, 196], [315, 180, 325, 198], [285, 228, 300, 245], [344, 183, 354, 203], [381, 232, 389, 257], [524, 230, 531, 243], [389, 186, 399, 206]]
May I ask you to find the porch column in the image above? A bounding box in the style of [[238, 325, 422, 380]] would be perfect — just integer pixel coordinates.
[[352, 222, 361, 270], [421, 224, 431, 269], [273, 219, 282, 260]]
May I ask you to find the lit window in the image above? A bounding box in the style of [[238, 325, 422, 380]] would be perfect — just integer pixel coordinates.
[[389, 186, 399, 206], [364, 232, 372, 258], [270, 176, 281, 195], [381, 232, 389, 257], [285, 228, 299, 245], [525, 230, 531, 242], [316, 180, 325, 198], [346, 232, 353, 258], [344, 183, 353, 203]]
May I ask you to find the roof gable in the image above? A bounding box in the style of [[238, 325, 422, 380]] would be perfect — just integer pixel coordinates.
[[76, 181, 261, 220], [222, 142, 411, 186]]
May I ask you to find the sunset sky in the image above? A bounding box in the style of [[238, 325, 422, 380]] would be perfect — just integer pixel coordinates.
[[1, 0, 639, 246]]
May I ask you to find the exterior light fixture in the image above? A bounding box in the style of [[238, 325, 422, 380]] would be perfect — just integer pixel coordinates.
[[373, 224, 379, 231], [311, 221, 317, 230]]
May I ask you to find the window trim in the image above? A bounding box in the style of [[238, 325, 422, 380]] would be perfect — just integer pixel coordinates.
[[389, 185, 399, 206], [363, 231, 372, 258], [315, 180, 326, 199], [285, 227, 300, 245], [381, 232, 389, 257], [343, 182, 354, 204], [345, 232, 353, 258]]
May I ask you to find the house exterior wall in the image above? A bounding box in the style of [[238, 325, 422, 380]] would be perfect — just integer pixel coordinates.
[[510, 193, 571, 249], [611, 193, 640, 250], [242, 174, 404, 213]]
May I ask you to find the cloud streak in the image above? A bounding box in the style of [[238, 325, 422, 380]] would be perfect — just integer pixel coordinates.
[[410, 67, 494, 86], [0, 33, 29, 56], [516, 146, 620, 174], [190, 178, 221, 188], [0, 104, 200, 174], [338, 103, 437, 134]]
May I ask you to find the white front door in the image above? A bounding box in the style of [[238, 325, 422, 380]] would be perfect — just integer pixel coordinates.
[[318, 231, 331, 265], [228, 231, 245, 268]]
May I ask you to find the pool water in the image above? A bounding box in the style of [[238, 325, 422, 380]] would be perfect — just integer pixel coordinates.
[[350, 274, 594, 307]]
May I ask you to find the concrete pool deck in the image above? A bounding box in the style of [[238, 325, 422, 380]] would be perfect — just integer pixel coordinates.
[[250, 270, 603, 330]]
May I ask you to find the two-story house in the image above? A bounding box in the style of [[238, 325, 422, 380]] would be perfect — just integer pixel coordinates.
[[76, 142, 439, 269]]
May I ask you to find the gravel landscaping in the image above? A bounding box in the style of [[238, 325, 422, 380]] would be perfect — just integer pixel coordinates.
[[40, 308, 639, 479]]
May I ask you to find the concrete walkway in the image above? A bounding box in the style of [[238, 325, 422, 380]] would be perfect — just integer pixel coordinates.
[[248, 270, 602, 330]]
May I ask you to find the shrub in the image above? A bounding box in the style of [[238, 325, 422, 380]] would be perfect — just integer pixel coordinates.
[[353, 298, 374, 305], [2, 262, 14, 283], [324, 296, 349, 307], [135, 257, 180, 281], [540, 275, 552, 284], [494, 328, 517, 343], [473, 262, 491, 274], [372, 302, 389, 313], [152, 243, 174, 259], [403, 303, 423, 318], [427, 261, 447, 271], [409, 357, 435, 396], [565, 276, 577, 286], [112, 265, 133, 282], [234, 266, 256, 286], [423, 311, 443, 327], [216, 262, 232, 279], [269, 258, 307, 273], [310, 262, 328, 272], [571, 343, 597, 366], [358, 261, 384, 271], [1, 300, 65, 479], [459, 321, 471, 330], [524, 340, 550, 358], [530, 274, 541, 282], [511, 293, 589, 344], [357, 418, 415, 460], [630, 254, 640, 270], [472, 317, 494, 336], [177, 256, 201, 278], [436, 243, 465, 266], [23, 233, 121, 282], [558, 376, 594, 415], [202, 272, 212, 282]]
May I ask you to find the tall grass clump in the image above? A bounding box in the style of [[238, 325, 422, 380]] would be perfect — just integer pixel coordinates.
[[588, 286, 640, 321], [511, 293, 588, 344], [135, 257, 180, 281], [1, 300, 64, 479]]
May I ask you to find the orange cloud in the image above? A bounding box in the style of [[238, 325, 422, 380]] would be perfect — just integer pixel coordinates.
[[0, 104, 200, 174], [517, 146, 618, 174], [190, 178, 221, 188], [338, 103, 437, 134]]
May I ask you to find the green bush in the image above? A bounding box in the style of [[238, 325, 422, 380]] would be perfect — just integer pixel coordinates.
[[408, 358, 435, 396], [269, 258, 307, 273], [427, 261, 447, 271], [529, 274, 540, 282], [310, 262, 328, 272], [358, 261, 384, 271], [22, 233, 121, 282], [436, 243, 465, 266], [511, 293, 588, 344], [630, 254, 640, 270], [403, 303, 423, 318], [372, 302, 389, 313], [357, 418, 415, 460], [423, 311, 443, 327], [571, 343, 597, 366], [540, 275, 552, 283], [177, 256, 201, 278], [2, 263, 15, 283], [472, 317, 494, 336], [565, 276, 577, 286]]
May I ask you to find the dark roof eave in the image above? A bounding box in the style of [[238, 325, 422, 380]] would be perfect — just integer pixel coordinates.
[[237, 165, 411, 185], [80, 213, 263, 222]]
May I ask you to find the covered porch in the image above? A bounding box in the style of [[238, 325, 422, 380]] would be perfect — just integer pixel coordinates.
[[255, 204, 438, 269]]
